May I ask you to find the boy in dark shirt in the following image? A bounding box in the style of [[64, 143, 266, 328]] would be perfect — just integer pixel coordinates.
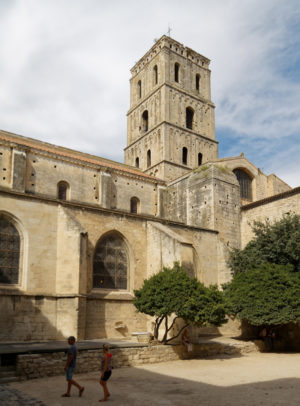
[[62, 336, 84, 397]]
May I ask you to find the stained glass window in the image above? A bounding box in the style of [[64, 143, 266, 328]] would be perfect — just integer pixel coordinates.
[[233, 169, 252, 201], [93, 234, 128, 289], [0, 217, 20, 284]]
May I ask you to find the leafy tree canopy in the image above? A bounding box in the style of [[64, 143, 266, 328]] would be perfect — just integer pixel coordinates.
[[133, 263, 226, 343], [228, 214, 300, 274], [223, 263, 300, 326]]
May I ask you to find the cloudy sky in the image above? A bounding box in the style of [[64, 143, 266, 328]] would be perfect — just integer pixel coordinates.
[[0, 0, 299, 186]]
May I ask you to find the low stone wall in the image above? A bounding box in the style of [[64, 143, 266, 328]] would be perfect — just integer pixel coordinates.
[[16, 340, 256, 381]]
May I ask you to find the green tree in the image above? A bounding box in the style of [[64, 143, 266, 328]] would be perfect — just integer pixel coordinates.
[[133, 263, 226, 344], [223, 263, 300, 326], [228, 214, 300, 274]]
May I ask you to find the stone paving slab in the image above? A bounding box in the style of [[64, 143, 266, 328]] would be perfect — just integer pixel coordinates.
[[5, 353, 300, 406], [0, 384, 45, 406]]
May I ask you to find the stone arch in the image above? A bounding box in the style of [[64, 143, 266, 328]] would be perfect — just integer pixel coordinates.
[[93, 231, 129, 290]]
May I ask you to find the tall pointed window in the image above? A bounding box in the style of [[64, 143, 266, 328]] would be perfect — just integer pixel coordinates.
[[196, 74, 200, 91], [186, 107, 194, 130], [57, 181, 69, 201], [0, 215, 20, 284], [147, 149, 151, 168], [137, 80, 142, 99], [174, 63, 179, 83], [233, 169, 252, 201], [142, 110, 148, 132], [198, 152, 203, 166], [93, 233, 128, 290], [135, 157, 139, 168], [182, 147, 188, 165], [130, 197, 140, 214], [153, 65, 158, 85]]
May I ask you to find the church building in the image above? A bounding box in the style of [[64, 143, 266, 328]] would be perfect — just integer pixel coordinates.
[[0, 36, 299, 341]]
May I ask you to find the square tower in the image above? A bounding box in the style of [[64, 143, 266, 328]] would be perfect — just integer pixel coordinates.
[[124, 36, 218, 182]]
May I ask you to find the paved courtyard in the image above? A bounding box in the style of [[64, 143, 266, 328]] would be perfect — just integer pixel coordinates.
[[2, 352, 300, 405]]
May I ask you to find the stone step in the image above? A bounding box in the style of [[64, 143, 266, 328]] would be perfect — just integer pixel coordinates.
[[0, 365, 18, 383], [0, 375, 18, 384]]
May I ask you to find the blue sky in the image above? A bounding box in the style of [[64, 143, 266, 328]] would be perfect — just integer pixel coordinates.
[[0, 0, 299, 187]]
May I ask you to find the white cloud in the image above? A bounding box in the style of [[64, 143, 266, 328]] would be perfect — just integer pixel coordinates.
[[0, 0, 299, 186]]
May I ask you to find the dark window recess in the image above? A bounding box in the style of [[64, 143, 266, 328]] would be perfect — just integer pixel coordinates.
[[137, 80, 141, 98], [186, 107, 194, 129], [142, 110, 148, 132], [153, 65, 158, 85], [196, 74, 200, 91], [198, 152, 203, 165], [0, 216, 20, 284], [57, 182, 68, 200], [233, 169, 252, 200], [147, 149, 151, 168], [130, 197, 139, 214], [174, 63, 179, 82], [182, 147, 188, 165], [135, 157, 139, 168], [93, 234, 128, 289], [0, 353, 17, 367]]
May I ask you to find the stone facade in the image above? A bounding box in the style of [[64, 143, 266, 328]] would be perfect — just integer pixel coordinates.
[[0, 35, 298, 342]]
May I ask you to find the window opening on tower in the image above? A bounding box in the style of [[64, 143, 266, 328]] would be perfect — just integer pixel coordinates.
[[147, 150, 151, 168], [137, 80, 141, 99], [174, 63, 179, 83], [142, 110, 148, 132], [186, 107, 194, 130], [182, 147, 188, 165], [198, 152, 203, 166], [153, 65, 158, 85], [196, 74, 200, 91]]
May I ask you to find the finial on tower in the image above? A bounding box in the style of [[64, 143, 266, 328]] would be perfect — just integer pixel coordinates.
[[167, 25, 172, 37]]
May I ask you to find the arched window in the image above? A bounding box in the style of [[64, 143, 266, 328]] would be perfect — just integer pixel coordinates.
[[93, 233, 128, 289], [153, 65, 158, 85], [142, 110, 148, 132], [137, 80, 141, 99], [174, 63, 179, 83], [182, 147, 188, 165], [147, 149, 151, 168], [135, 157, 139, 168], [233, 169, 252, 201], [57, 181, 69, 201], [196, 74, 200, 91], [130, 197, 140, 214], [198, 152, 203, 166], [0, 215, 20, 284], [186, 107, 194, 130]]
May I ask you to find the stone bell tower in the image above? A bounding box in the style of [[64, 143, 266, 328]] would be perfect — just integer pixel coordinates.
[[124, 35, 218, 182]]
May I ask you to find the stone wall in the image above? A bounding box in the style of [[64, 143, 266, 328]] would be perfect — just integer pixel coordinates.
[[16, 342, 248, 381], [241, 189, 300, 247]]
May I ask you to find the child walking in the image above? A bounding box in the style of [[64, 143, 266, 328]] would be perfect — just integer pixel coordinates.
[[99, 344, 112, 402]]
